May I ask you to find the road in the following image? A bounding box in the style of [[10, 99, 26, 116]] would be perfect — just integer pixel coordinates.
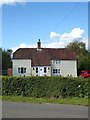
[[2, 101, 88, 118]]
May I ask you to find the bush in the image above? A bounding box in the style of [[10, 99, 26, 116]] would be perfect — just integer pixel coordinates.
[[2, 76, 90, 98]]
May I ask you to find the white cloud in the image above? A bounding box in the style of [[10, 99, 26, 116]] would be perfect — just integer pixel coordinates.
[[45, 41, 65, 48], [0, 0, 28, 5], [50, 32, 60, 39], [69, 28, 84, 39], [49, 27, 84, 41], [11, 27, 88, 52], [50, 27, 84, 41], [19, 43, 36, 48], [49, 27, 87, 49]]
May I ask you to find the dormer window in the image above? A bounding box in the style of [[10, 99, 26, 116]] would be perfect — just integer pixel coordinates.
[[53, 60, 61, 64]]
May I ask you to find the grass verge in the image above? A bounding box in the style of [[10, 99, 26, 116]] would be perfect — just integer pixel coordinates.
[[0, 96, 2, 100], [2, 96, 88, 106]]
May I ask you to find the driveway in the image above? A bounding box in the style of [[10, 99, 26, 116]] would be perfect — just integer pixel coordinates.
[[2, 101, 88, 118]]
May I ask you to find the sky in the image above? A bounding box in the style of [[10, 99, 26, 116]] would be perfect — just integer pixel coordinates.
[[1, 0, 89, 52]]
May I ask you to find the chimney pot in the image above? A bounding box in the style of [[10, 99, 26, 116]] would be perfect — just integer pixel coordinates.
[[39, 39, 40, 42]]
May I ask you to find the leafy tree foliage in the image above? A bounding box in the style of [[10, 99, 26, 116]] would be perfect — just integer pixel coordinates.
[[66, 41, 90, 75], [66, 41, 87, 55], [1, 48, 12, 71]]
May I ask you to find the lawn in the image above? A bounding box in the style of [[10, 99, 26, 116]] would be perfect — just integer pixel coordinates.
[[2, 96, 88, 106]]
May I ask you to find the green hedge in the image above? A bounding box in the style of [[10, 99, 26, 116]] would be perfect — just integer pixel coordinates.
[[2, 76, 90, 98]]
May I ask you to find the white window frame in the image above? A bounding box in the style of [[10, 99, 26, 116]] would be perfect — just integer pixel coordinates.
[[53, 69, 60, 75], [18, 67, 26, 74], [18, 68, 20, 73], [53, 60, 61, 64]]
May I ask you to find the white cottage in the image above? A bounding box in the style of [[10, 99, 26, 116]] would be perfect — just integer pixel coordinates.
[[12, 40, 77, 77]]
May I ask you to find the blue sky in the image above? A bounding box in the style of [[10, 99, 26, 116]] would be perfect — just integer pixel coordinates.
[[2, 1, 88, 51]]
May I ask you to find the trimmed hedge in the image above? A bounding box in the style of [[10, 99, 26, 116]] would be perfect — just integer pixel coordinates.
[[2, 76, 90, 98]]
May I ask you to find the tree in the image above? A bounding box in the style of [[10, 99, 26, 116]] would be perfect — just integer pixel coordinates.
[[66, 41, 87, 55], [66, 41, 90, 76], [2, 48, 12, 72]]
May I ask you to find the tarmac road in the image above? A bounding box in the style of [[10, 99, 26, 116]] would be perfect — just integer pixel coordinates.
[[2, 101, 88, 118]]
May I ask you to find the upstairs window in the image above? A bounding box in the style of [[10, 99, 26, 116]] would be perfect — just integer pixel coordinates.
[[53, 60, 61, 64]]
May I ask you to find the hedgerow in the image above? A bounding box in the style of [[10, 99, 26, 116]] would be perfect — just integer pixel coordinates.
[[2, 76, 90, 98]]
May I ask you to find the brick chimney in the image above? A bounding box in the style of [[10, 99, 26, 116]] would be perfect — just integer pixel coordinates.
[[37, 39, 41, 49]]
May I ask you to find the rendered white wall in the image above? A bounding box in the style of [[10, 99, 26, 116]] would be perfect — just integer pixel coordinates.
[[60, 60, 77, 77], [12, 59, 31, 76], [51, 60, 77, 77], [12, 59, 77, 77]]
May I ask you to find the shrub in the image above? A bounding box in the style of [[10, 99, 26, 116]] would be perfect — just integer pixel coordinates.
[[2, 76, 90, 98]]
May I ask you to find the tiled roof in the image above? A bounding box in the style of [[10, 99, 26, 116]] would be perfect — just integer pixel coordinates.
[[13, 48, 76, 66]]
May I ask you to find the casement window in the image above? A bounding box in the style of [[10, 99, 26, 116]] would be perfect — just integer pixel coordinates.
[[21, 67, 24, 73], [44, 67, 47, 73], [36, 67, 38, 73], [53, 69, 60, 74], [18, 67, 26, 74], [24, 68, 26, 73], [56, 60, 60, 64], [18, 68, 20, 73], [53, 60, 61, 64]]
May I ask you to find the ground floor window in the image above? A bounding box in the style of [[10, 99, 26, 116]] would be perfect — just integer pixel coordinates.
[[18, 67, 26, 74], [53, 69, 60, 74], [44, 67, 47, 73], [36, 67, 38, 73]]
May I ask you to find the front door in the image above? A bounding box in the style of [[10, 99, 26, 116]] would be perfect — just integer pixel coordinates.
[[39, 67, 44, 76]]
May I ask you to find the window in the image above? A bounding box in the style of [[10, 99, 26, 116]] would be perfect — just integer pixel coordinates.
[[21, 67, 24, 73], [53, 60, 60, 64], [18, 67, 26, 74], [53, 69, 60, 74], [18, 68, 20, 73], [53, 69, 55, 73], [56, 60, 60, 64], [53, 60, 56, 64], [24, 68, 26, 73], [44, 67, 47, 73], [36, 67, 38, 73]]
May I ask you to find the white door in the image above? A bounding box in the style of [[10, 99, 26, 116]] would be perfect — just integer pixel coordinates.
[[39, 67, 44, 76]]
